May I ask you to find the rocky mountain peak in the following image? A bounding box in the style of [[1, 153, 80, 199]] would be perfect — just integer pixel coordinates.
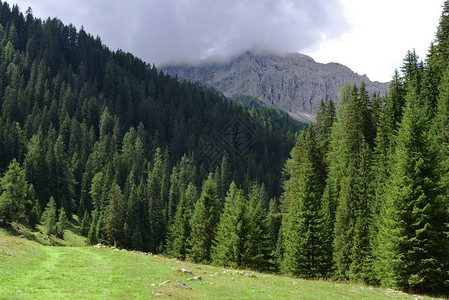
[[162, 51, 389, 122]]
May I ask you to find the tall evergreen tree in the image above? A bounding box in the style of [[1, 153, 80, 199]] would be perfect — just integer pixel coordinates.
[[187, 173, 220, 263], [42, 196, 57, 235], [242, 182, 274, 271], [56, 207, 68, 239], [0, 159, 28, 224], [333, 85, 369, 279], [105, 181, 124, 246], [281, 127, 331, 278], [146, 159, 166, 253], [166, 183, 197, 259], [376, 87, 449, 294], [211, 182, 246, 267]]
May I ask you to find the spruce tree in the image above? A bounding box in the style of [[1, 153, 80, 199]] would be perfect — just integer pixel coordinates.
[[0, 159, 28, 224], [26, 185, 41, 228], [211, 182, 246, 267], [242, 183, 274, 271], [105, 182, 124, 246], [333, 85, 368, 279], [42, 196, 57, 235], [315, 99, 335, 161], [80, 210, 90, 237], [376, 87, 449, 294], [147, 161, 166, 253], [432, 64, 449, 189], [281, 127, 331, 278], [56, 208, 68, 239], [87, 209, 99, 245], [167, 183, 196, 259], [321, 83, 351, 242], [187, 174, 220, 263], [267, 198, 281, 254], [348, 143, 374, 283]]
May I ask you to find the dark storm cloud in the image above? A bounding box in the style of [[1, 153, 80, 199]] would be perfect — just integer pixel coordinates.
[[12, 0, 348, 65]]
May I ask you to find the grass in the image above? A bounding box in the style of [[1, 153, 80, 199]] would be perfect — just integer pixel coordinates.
[[0, 225, 442, 299]]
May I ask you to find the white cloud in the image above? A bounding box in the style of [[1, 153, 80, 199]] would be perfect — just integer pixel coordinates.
[[9, 0, 347, 65], [305, 0, 443, 82], [8, 0, 444, 82]]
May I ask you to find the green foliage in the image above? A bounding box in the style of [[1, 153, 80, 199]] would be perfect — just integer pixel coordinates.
[[0, 2, 449, 296], [375, 89, 449, 295], [56, 208, 68, 239], [333, 84, 372, 280], [87, 209, 99, 245], [187, 174, 220, 263], [281, 127, 331, 278], [104, 182, 124, 246], [167, 183, 196, 259], [242, 183, 274, 271], [80, 210, 90, 236], [211, 182, 246, 267], [0, 159, 27, 224], [42, 197, 57, 235], [26, 185, 40, 228]]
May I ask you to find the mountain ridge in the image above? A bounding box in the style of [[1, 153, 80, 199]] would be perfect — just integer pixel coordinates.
[[163, 51, 390, 122]]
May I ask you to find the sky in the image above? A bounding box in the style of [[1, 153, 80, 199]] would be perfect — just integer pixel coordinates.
[[7, 0, 444, 82]]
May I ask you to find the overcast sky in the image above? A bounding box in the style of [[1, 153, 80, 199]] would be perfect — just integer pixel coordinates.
[[8, 0, 444, 82]]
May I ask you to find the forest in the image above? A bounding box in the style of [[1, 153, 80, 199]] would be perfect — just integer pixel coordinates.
[[1, 0, 449, 296]]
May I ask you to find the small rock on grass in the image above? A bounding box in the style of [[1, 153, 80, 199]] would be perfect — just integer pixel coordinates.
[[159, 280, 170, 286], [176, 280, 192, 289], [187, 276, 202, 281], [152, 291, 163, 296]]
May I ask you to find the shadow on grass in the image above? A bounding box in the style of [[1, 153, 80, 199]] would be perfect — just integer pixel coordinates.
[[0, 222, 40, 243], [1, 216, 85, 247]]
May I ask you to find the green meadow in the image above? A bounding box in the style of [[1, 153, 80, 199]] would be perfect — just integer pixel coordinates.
[[0, 225, 439, 300]]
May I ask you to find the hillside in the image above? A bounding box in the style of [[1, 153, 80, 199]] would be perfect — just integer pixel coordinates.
[[0, 230, 435, 299], [162, 51, 389, 122]]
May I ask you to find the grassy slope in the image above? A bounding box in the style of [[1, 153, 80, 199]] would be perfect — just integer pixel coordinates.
[[0, 228, 440, 299]]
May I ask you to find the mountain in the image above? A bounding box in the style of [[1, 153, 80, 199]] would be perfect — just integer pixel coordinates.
[[162, 51, 390, 122]]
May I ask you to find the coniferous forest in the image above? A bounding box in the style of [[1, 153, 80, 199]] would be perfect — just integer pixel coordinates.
[[1, 1, 449, 297]]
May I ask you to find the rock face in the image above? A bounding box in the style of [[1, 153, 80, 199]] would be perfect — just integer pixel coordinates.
[[162, 51, 390, 122]]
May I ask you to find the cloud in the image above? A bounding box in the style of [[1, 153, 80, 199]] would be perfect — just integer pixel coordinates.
[[10, 0, 348, 65]]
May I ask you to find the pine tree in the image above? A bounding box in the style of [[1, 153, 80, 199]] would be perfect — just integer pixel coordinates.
[[432, 64, 449, 190], [26, 185, 41, 228], [333, 85, 368, 279], [42, 196, 57, 235], [105, 182, 124, 246], [320, 83, 351, 243], [281, 127, 331, 278], [376, 87, 449, 294], [87, 209, 99, 245], [167, 183, 197, 259], [80, 210, 90, 236], [242, 182, 274, 271], [348, 143, 374, 283], [187, 174, 220, 263], [56, 208, 68, 239], [0, 159, 28, 224], [315, 99, 336, 161], [147, 160, 166, 253], [132, 226, 143, 251], [211, 182, 246, 267], [267, 198, 281, 254]]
